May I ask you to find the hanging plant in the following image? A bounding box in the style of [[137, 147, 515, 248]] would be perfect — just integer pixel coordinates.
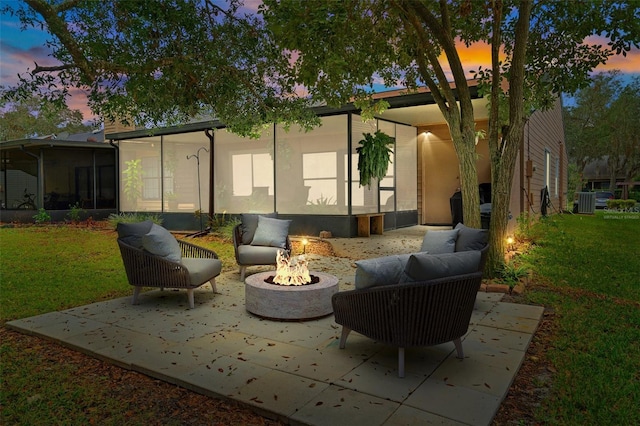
[[356, 130, 394, 188]]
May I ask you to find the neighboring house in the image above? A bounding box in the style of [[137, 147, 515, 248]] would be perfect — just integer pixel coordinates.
[[106, 82, 568, 237], [581, 157, 626, 190], [0, 130, 117, 222]]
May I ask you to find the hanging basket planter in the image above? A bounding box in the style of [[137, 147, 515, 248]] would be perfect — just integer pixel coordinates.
[[356, 130, 394, 188]]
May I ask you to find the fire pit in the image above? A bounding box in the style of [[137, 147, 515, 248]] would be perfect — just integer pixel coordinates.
[[244, 271, 338, 320]]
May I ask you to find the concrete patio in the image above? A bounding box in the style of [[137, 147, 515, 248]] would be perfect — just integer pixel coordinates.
[[7, 227, 544, 425]]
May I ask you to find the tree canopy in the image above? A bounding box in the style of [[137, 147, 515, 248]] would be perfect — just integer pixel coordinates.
[[564, 71, 640, 190], [0, 93, 91, 141], [1, 0, 319, 136]]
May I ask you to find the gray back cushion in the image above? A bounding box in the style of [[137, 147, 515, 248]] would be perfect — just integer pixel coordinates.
[[355, 254, 412, 290], [402, 251, 481, 283], [420, 229, 459, 254], [250, 216, 291, 248], [241, 212, 277, 245], [117, 220, 154, 249], [141, 223, 182, 263], [454, 223, 488, 252]]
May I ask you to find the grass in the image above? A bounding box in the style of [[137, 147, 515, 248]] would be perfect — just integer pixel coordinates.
[[519, 212, 640, 424], [1, 215, 638, 424]]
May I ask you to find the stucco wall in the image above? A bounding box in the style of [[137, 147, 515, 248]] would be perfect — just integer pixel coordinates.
[[416, 97, 567, 232], [417, 122, 490, 225]]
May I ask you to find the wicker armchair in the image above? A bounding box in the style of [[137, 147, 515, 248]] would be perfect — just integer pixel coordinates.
[[332, 272, 483, 378], [117, 222, 222, 309], [233, 218, 292, 281]]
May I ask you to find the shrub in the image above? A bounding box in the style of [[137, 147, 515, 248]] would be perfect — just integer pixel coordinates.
[[67, 202, 87, 223], [498, 261, 529, 287], [606, 199, 638, 210], [107, 213, 163, 229], [32, 208, 51, 224], [208, 213, 240, 241]]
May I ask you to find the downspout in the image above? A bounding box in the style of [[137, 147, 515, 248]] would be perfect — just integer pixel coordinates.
[[204, 129, 215, 216], [109, 140, 120, 212], [20, 145, 43, 209]]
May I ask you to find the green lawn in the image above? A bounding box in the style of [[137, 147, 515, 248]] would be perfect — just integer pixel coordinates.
[[1, 215, 638, 424], [520, 213, 640, 424]]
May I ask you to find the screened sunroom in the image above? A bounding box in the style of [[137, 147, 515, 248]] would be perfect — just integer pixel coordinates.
[[111, 112, 418, 237], [0, 137, 116, 223]]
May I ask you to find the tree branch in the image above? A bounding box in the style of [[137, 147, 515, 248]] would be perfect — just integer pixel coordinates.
[[24, 0, 96, 83], [32, 63, 74, 74]]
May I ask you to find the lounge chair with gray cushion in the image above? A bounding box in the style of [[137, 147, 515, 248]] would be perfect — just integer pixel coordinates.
[[331, 224, 488, 377], [116, 220, 222, 309], [233, 213, 292, 281]]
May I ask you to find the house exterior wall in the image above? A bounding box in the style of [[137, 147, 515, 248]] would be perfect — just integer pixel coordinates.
[[416, 97, 567, 234], [516, 97, 568, 224], [417, 121, 490, 225]]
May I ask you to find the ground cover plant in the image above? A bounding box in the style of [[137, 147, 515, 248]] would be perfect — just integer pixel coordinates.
[[1, 215, 638, 424]]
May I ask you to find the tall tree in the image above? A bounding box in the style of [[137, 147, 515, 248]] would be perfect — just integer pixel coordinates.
[[0, 93, 91, 141], [262, 0, 638, 274], [606, 76, 640, 185], [565, 72, 640, 192]]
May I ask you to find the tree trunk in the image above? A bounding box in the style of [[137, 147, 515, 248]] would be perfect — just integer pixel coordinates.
[[448, 116, 481, 229], [485, 0, 532, 277], [487, 128, 524, 275]]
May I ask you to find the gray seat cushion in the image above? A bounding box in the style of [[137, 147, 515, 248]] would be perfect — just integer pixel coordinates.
[[237, 244, 285, 265], [117, 220, 154, 249], [355, 254, 412, 290], [181, 258, 222, 286], [454, 223, 488, 252], [402, 251, 481, 283], [241, 212, 277, 245], [419, 229, 459, 254]]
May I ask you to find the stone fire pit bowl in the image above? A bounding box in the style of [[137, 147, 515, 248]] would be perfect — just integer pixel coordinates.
[[244, 271, 338, 320]]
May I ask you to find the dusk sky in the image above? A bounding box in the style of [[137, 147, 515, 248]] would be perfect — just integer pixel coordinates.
[[1, 6, 639, 125]]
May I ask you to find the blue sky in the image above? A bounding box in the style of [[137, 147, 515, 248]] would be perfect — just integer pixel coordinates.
[[1, 4, 638, 123]]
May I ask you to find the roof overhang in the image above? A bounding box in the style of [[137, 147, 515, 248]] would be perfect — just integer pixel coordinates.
[[106, 82, 488, 140], [0, 139, 115, 150]]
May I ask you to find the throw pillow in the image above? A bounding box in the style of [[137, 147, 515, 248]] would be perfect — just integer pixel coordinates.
[[117, 220, 154, 249], [241, 212, 278, 245], [454, 223, 488, 252], [419, 229, 459, 254], [354, 254, 411, 290], [250, 216, 291, 249], [402, 251, 481, 282], [141, 223, 182, 263]]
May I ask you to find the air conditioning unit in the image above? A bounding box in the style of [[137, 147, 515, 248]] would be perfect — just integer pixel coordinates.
[[576, 192, 596, 214]]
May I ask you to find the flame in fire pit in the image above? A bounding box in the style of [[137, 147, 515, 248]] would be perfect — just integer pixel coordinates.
[[273, 250, 311, 285]]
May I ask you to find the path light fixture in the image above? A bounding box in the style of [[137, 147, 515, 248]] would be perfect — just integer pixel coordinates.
[[506, 236, 515, 252], [302, 238, 309, 254]]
